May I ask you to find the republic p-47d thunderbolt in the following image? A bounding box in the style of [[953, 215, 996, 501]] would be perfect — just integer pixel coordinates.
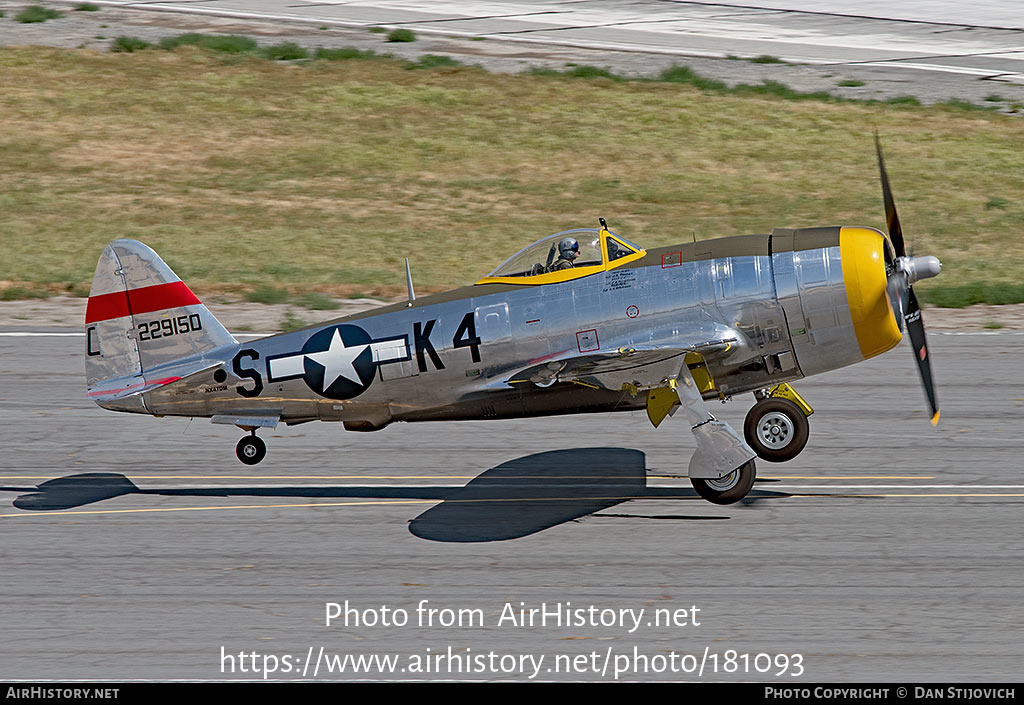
[[84, 141, 942, 505]]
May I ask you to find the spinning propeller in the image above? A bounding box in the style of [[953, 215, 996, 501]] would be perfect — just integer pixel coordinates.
[[875, 134, 942, 425]]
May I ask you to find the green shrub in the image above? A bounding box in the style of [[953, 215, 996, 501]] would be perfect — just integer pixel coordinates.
[[159, 33, 258, 53], [939, 98, 993, 111], [261, 42, 309, 60], [314, 47, 384, 61], [74, 3, 100, 10], [529, 64, 622, 80], [296, 292, 340, 310], [658, 65, 728, 91], [734, 80, 833, 101], [886, 95, 922, 106], [837, 79, 865, 87], [110, 36, 152, 53], [245, 286, 290, 305], [16, 6, 63, 22], [410, 54, 462, 69], [0, 287, 52, 301], [563, 65, 620, 79], [386, 28, 416, 42]]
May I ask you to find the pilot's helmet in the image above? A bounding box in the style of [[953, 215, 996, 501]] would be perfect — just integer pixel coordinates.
[[558, 237, 580, 259]]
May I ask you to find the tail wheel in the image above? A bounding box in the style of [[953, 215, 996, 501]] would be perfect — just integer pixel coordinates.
[[236, 435, 267, 465], [744, 398, 809, 463], [690, 459, 756, 505]]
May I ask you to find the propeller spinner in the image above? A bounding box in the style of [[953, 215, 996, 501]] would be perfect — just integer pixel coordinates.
[[875, 134, 942, 425]]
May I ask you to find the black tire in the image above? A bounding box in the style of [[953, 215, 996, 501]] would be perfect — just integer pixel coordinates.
[[690, 459, 756, 505], [236, 435, 267, 465], [744, 397, 809, 463]]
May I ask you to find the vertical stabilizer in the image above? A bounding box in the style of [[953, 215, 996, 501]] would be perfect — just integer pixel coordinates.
[[85, 239, 236, 392]]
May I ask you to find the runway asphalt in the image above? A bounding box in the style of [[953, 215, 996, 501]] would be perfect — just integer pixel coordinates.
[[1, 330, 1022, 681]]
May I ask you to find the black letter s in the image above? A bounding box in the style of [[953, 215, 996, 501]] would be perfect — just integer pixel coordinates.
[[232, 349, 263, 398]]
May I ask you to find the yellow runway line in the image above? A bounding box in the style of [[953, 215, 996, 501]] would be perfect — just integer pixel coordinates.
[[0, 495, 658, 519], [790, 493, 1024, 498], [3, 475, 476, 480], [0, 499, 437, 518], [759, 476, 935, 480]]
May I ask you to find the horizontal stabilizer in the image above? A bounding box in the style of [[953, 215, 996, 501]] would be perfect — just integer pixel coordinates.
[[212, 415, 281, 430]]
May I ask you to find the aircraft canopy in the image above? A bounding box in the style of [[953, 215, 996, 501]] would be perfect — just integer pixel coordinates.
[[477, 228, 645, 285]]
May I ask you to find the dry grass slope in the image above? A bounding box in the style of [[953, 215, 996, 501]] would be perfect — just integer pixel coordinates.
[[1, 46, 1022, 303]]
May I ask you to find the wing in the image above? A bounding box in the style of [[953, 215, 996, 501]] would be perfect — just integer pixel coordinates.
[[506, 338, 735, 392], [508, 337, 754, 474]]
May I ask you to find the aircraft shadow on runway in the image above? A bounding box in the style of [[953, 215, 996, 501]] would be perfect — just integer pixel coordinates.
[[0, 448, 789, 542]]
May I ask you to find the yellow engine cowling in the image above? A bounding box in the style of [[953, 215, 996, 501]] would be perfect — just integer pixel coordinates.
[[839, 226, 902, 360]]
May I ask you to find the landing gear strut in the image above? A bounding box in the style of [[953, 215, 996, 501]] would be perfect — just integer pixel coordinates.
[[236, 431, 267, 465], [744, 397, 809, 463]]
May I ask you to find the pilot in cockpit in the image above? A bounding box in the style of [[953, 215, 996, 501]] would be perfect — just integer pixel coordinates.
[[548, 237, 580, 272]]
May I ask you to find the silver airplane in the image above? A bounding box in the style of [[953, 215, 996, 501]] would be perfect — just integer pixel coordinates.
[[84, 141, 941, 505]]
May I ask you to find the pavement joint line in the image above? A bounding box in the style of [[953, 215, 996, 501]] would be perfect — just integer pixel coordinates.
[[362, 10, 568, 26], [4, 493, 1024, 519], [817, 47, 1024, 67]]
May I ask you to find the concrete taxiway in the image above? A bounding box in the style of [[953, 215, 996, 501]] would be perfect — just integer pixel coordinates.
[[0, 330, 1022, 681], [62, 0, 1024, 81]]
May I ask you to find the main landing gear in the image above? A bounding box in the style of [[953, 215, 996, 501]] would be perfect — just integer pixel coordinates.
[[236, 431, 267, 465], [743, 385, 812, 463], [690, 459, 756, 505]]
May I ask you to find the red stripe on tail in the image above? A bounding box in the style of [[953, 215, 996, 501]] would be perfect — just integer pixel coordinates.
[[85, 281, 201, 324]]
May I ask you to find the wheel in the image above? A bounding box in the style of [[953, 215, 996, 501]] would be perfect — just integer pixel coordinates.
[[690, 459, 756, 505], [235, 435, 267, 465], [744, 397, 809, 463]]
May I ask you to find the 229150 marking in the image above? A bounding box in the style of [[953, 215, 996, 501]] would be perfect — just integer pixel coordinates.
[[138, 314, 203, 341]]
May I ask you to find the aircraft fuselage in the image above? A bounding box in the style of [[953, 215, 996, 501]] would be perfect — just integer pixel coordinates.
[[128, 226, 897, 432]]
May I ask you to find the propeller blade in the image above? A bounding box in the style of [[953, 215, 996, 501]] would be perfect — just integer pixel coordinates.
[[903, 287, 939, 425], [875, 133, 907, 259]]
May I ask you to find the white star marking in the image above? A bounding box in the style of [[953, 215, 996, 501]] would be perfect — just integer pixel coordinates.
[[303, 328, 369, 392]]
